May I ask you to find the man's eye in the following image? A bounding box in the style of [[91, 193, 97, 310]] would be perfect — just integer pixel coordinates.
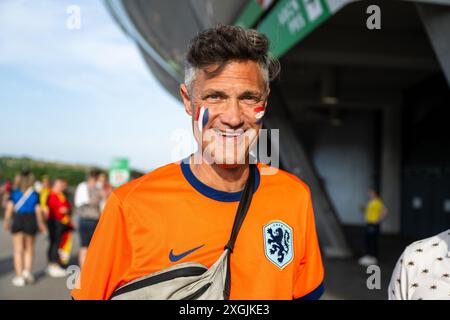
[[206, 95, 221, 101], [242, 96, 259, 103]]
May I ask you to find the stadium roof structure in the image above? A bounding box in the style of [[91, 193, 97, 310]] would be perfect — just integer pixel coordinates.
[[105, 0, 450, 257]]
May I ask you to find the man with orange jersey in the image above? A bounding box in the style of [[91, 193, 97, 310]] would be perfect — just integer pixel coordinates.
[[71, 25, 324, 300]]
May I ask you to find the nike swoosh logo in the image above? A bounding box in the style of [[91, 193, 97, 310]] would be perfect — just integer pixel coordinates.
[[169, 244, 205, 262]]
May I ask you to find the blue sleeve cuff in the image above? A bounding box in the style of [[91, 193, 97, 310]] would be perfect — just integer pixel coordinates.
[[295, 282, 325, 300]]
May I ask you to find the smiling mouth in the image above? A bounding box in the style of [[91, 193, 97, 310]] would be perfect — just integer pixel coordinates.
[[212, 128, 245, 139]]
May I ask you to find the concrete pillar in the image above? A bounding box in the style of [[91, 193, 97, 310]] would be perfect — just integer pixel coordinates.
[[264, 88, 352, 257], [417, 3, 450, 87], [380, 104, 402, 234]]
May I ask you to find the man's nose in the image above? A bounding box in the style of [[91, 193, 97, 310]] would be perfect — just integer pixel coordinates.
[[221, 99, 243, 128]]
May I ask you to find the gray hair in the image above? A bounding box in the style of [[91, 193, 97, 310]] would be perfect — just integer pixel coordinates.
[[184, 25, 279, 96]]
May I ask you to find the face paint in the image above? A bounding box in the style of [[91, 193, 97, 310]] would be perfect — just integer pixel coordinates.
[[254, 105, 265, 125], [195, 106, 209, 133]]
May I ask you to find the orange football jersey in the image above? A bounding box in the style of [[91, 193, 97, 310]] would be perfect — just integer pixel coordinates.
[[71, 157, 324, 300]]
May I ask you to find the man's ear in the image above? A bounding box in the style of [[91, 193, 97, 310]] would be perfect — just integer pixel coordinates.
[[180, 84, 193, 116]]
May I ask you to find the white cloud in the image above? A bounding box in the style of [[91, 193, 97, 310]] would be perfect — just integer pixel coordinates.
[[0, 0, 193, 171], [0, 0, 150, 93]]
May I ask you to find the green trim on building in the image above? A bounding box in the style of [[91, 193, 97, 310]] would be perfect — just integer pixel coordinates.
[[257, 0, 331, 57], [235, 0, 266, 28]]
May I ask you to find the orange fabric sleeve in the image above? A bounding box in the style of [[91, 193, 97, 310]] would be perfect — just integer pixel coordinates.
[[71, 192, 132, 300], [292, 194, 325, 299]]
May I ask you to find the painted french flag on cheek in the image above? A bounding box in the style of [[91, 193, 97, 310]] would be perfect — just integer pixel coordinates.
[[195, 106, 209, 133], [254, 105, 265, 124]]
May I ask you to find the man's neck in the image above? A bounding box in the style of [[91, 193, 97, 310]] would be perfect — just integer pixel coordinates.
[[189, 153, 249, 193]]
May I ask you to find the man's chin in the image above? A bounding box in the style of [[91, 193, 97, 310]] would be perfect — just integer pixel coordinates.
[[212, 153, 248, 168], [216, 163, 240, 169]]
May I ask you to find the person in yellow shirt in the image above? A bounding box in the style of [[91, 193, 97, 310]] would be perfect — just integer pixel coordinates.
[[39, 175, 51, 220], [358, 188, 387, 266]]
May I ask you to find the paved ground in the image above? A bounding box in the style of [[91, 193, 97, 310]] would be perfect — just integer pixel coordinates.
[[0, 218, 80, 300], [322, 226, 414, 300], [0, 220, 414, 300]]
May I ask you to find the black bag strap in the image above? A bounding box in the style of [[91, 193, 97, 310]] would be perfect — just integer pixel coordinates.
[[223, 164, 256, 299]]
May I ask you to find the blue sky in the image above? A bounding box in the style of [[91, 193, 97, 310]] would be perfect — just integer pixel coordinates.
[[0, 0, 196, 172]]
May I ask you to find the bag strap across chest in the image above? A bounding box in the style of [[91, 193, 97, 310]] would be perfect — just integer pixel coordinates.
[[223, 164, 256, 299]]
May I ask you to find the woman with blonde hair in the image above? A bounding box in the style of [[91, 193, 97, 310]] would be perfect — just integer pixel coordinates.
[[3, 171, 47, 286]]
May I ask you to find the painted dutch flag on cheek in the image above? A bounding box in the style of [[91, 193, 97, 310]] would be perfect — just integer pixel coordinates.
[[195, 106, 209, 133], [254, 105, 266, 124]]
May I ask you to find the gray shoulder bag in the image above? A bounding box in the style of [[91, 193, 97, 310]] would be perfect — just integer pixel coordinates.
[[110, 165, 255, 300]]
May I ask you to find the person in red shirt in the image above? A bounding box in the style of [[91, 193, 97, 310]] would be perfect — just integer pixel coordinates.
[[46, 178, 71, 277], [1, 180, 12, 209]]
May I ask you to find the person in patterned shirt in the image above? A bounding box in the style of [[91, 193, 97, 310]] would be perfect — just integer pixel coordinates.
[[388, 228, 450, 300]]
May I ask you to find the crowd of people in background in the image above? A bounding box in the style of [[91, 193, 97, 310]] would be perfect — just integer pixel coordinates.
[[0, 169, 112, 287]]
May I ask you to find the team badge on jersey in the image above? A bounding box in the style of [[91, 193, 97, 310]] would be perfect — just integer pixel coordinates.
[[263, 221, 294, 269]]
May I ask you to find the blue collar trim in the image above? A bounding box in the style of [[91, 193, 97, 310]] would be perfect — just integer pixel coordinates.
[[180, 157, 260, 202]]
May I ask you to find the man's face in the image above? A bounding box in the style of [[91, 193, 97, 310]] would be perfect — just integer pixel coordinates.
[[88, 176, 97, 187], [181, 60, 268, 166], [54, 179, 66, 192], [98, 173, 106, 184], [43, 177, 50, 188]]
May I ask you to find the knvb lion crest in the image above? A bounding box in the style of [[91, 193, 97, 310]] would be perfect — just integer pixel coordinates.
[[263, 221, 294, 269]]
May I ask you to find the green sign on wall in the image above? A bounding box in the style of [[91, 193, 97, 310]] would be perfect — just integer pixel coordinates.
[[235, 0, 275, 28], [109, 157, 130, 188], [257, 0, 331, 57]]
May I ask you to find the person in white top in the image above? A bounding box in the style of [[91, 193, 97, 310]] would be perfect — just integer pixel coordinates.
[[74, 169, 102, 267], [388, 228, 450, 300], [74, 181, 90, 208]]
